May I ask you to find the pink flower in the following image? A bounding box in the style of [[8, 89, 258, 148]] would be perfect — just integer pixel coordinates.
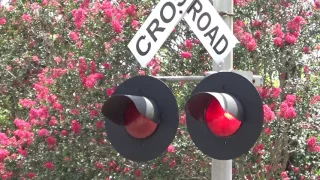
[[42, 0, 48, 5], [168, 160, 176, 167], [0, 133, 10, 147], [135, 169, 141, 177], [18, 146, 28, 157], [253, 143, 264, 154], [286, 95, 296, 106], [45, 162, 54, 170], [264, 127, 272, 135], [283, 107, 296, 119], [14, 130, 34, 145], [270, 88, 282, 98], [49, 118, 57, 126], [21, 14, 32, 23], [138, 70, 145, 75], [72, 8, 86, 29], [14, 119, 31, 130], [281, 171, 288, 178], [245, 37, 257, 51], [194, 39, 200, 44], [83, 73, 104, 88], [151, 66, 160, 76], [0, 18, 6, 25], [123, 167, 131, 174], [308, 145, 320, 152], [19, 98, 36, 108], [102, 62, 112, 70], [38, 129, 49, 137], [181, 52, 192, 59], [90, 110, 99, 118], [32, 55, 40, 62], [0, 148, 10, 161], [180, 113, 186, 125], [315, 0, 320, 8], [307, 136, 317, 147], [112, 20, 123, 33], [284, 33, 297, 45], [302, 46, 310, 54], [167, 145, 175, 153], [185, 39, 193, 50], [28, 172, 36, 178], [61, 130, 68, 136], [273, 23, 284, 38], [47, 136, 56, 147], [53, 102, 63, 111], [126, 4, 137, 16], [254, 30, 262, 39], [95, 121, 104, 129], [235, 19, 246, 27], [274, 37, 284, 47], [71, 120, 82, 134], [70, 109, 80, 115], [131, 19, 140, 29], [69, 31, 79, 41], [252, 20, 263, 28], [95, 161, 104, 169], [31, 3, 41, 10], [257, 87, 269, 99], [263, 105, 275, 123], [107, 86, 116, 96]]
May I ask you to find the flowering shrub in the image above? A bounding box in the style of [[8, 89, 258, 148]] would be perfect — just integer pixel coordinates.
[[0, 0, 319, 179]]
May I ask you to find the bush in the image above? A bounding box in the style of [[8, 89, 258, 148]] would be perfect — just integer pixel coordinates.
[[0, 0, 319, 179]]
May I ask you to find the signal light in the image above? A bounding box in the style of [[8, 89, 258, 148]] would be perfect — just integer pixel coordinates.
[[101, 76, 179, 162], [123, 101, 158, 139], [205, 97, 242, 137], [185, 72, 263, 160]]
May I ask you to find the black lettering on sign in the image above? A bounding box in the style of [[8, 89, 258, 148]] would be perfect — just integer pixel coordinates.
[[187, 0, 202, 21], [197, 12, 211, 31], [204, 26, 219, 46], [177, 0, 186, 6], [160, 2, 176, 23], [147, 19, 165, 42], [136, 35, 151, 56], [213, 35, 228, 54]]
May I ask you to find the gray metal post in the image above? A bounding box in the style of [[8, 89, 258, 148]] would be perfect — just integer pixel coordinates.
[[211, 0, 234, 179], [212, 0, 234, 72]]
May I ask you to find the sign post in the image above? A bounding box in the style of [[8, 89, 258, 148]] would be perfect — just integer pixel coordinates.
[[210, 0, 234, 179]]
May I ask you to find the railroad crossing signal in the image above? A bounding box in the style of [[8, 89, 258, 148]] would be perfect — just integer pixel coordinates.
[[101, 0, 262, 163], [101, 72, 263, 161]]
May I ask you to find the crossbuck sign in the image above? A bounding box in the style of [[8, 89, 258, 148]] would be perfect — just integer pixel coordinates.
[[128, 0, 239, 68]]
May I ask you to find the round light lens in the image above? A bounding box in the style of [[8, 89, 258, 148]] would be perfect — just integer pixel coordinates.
[[124, 102, 158, 138], [205, 97, 241, 137]]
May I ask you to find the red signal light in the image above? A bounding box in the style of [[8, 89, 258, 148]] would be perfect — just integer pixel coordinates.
[[205, 97, 242, 137], [124, 102, 158, 139]]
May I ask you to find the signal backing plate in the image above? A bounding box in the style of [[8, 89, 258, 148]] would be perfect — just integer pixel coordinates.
[[186, 72, 264, 160], [104, 76, 179, 162]]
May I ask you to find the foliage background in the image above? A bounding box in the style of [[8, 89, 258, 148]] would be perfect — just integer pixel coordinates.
[[0, 0, 319, 179]]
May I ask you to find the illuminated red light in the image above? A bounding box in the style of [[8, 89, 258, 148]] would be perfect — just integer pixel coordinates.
[[205, 98, 241, 137], [124, 102, 158, 138]]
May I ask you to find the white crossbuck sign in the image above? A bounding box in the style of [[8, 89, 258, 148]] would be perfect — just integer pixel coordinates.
[[128, 0, 239, 68]]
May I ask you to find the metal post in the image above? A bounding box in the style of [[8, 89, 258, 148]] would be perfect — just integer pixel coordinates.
[[211, 0, 234, 179], [212, 0, 234, 72]]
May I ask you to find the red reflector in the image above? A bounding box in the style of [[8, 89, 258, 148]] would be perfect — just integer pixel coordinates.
[[205, 98, 241, 137], [124, 102, 157, 139]]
